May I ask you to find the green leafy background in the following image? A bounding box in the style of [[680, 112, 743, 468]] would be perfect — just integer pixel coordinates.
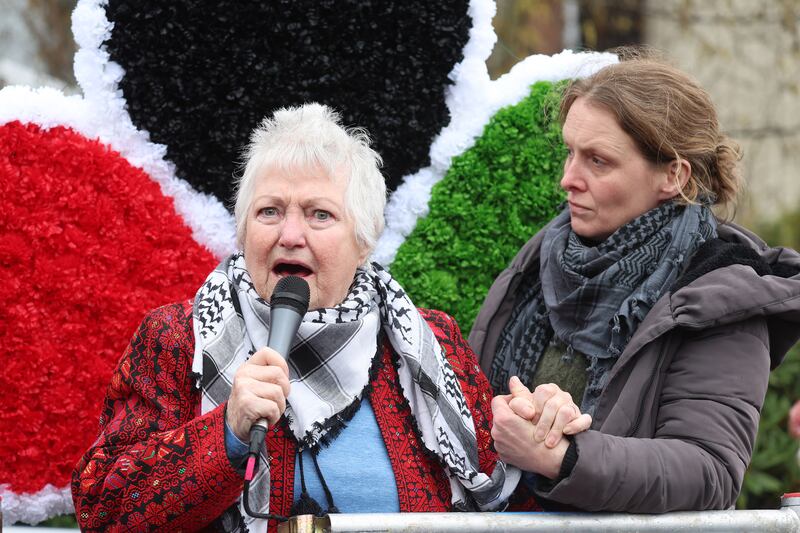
[[391, 81, 566, 332]]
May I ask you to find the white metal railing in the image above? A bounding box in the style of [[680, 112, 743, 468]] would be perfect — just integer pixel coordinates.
[[277, 494, 800, 533]]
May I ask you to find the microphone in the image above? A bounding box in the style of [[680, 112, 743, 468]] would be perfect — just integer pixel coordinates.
[[246, 275, 310, 477], [264, 275, 311, 359]]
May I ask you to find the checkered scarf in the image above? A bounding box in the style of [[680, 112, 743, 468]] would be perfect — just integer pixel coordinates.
[[492, 202, 716, 413], [191, 253, 519, 529]]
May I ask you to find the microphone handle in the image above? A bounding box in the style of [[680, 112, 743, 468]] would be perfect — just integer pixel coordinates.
[[251, 305, 303, 432]]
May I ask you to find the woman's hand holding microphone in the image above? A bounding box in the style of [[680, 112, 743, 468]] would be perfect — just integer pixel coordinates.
[[225, 347, 291, 442]]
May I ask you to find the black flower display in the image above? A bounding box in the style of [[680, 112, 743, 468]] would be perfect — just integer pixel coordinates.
[[105, 0, 471, 206]]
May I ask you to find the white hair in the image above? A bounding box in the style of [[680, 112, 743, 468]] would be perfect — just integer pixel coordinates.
[[234, 103, 387, 261]]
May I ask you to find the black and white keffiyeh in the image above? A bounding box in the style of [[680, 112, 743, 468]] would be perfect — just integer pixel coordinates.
[[191, 253, 519, 528]]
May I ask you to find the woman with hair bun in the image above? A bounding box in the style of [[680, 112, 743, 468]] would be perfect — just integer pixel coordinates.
[[471, 51, 800, 513]]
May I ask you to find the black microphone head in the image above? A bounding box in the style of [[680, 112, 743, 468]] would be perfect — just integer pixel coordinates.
[[271, 275, 311, 315]]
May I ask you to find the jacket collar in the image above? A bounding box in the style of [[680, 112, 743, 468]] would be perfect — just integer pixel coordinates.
[[618, 222, 800, 370]]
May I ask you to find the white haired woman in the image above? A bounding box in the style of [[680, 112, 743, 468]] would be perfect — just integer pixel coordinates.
[[472, 53, 800, 513], [72, 103, 520, 532]]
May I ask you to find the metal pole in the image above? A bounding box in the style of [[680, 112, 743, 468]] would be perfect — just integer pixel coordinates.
[[562, 0, 581, 50], [277, 494, 800, 533], [325, 509, 800, 532]]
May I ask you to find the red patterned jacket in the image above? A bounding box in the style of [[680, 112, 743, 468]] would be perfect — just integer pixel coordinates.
[[72, 301, 510, 531]]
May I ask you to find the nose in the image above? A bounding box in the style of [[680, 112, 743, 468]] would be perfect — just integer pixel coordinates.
[[560, 158, 586, 193], [278, 210, 307, 248]]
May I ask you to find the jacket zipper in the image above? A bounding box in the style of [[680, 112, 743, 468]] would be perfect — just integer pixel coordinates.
[[625, 340, 669, 437]]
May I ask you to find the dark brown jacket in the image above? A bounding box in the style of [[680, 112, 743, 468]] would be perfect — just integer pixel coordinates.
[[469, 221, 800, 512]]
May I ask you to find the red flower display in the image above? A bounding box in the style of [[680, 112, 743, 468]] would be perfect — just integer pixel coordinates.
[[0, 121, 217, 494]]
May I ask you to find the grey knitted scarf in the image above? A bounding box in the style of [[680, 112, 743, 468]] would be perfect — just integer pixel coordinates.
[[491, 201, 716, 414]]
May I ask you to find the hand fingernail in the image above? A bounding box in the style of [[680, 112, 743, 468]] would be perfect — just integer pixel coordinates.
[[546, 436, 556, 447]]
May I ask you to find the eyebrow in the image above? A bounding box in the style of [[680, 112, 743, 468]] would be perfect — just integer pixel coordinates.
[[564, 137, 627, 157], [252, 194, 342, 208]]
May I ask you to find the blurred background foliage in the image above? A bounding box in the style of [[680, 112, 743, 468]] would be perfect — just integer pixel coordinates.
[[741, 343, 800, 509], [741, 213, 800, 509], [487, 0, 643, 77]]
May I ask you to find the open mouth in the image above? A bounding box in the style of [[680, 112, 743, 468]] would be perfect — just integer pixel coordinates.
[[273, 262, 313, 277]]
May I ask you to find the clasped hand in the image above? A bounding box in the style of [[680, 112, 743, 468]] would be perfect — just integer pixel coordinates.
[[491, 376, 591, 479]]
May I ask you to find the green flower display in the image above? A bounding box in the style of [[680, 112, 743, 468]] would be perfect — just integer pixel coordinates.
[[391, 81, 567, 333]]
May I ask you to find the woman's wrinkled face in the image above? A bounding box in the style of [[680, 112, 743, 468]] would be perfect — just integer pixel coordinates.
[[560, 98, 675, 241], [243, 165, 368, 310]]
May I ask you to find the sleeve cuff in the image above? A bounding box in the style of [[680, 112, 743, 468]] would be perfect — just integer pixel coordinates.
[[534, 437, 578, 493], [224, 415, 250, 467], [559, 437, 579, 478]]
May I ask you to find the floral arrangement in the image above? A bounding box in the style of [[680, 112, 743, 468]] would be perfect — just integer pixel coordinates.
[[0, 119, 218, 522], [0, 0, 612, 524], [391, 81, 567, 331]]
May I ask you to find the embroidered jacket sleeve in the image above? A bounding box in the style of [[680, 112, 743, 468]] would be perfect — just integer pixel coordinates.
[[420, 308, 538, 511], [71, 302, 243, 532]]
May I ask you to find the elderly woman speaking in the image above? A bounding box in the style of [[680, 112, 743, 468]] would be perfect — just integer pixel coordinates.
[[72, 104, 518, 531], [473, 53, 800, 513]]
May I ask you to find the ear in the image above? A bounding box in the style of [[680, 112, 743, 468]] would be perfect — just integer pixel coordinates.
[[657, 158, 691, 200], [358, 244, 371, 267]]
